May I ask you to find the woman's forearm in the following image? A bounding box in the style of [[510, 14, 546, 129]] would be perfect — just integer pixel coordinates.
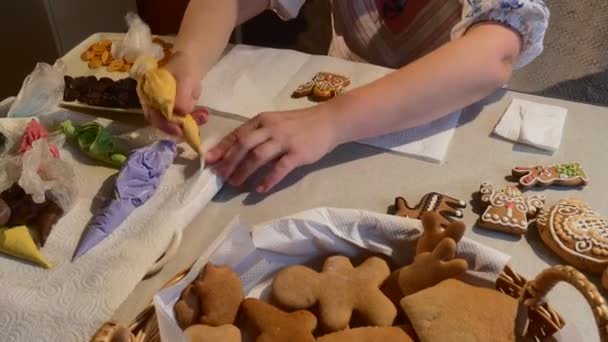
[[173, 0, 270, 77], [327, 23, 522, 144]]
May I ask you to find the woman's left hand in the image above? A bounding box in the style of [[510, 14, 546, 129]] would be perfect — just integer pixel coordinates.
[[205, 106, 341, 193]]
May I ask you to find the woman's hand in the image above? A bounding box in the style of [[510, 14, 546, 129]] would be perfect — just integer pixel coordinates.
[[144, 51, 209, 135], [206, 106, 341, 193]]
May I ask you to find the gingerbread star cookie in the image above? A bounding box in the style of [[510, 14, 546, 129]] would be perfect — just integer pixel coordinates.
[[400, 279, 518, 342], [317, 327, 413, 342], [242, 298, 317, 342], [478, 182, 545, 235], [536, 199, 608, 289], [272, 255, 396, 331], [392, 192, 467, 228], [292, 72, 350, 101], [512, 162, 588, 189]]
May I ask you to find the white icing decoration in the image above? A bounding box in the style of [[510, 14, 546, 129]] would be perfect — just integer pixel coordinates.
[[547, 200, 608, 263], [492, 214, 499, 220], [511, 217, 518, 223], [458, 200, 466, 206], [501, 216, 509, 222], [455, 210, 463, 217]]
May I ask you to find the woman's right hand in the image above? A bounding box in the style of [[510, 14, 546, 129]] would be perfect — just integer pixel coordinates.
[[144, 51, 209, 136]]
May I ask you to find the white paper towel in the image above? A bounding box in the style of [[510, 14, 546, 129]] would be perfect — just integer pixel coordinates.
[[200, 45, 462, 163], [493, 98, 568, 152], [154, 207, 512, 342], [0, 110, 224, 342]]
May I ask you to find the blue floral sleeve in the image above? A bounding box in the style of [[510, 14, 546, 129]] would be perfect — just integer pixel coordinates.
[[452, 0, 550, 68]]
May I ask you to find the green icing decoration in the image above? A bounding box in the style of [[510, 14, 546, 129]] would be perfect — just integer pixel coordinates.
[[556, 163, 583, 177], [61, 120, 127, 168]]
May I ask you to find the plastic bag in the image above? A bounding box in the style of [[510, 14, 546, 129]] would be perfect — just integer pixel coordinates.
[[0, 139, 77, 211], [7, 60, 66, 118], [112, 12, 163, 63]]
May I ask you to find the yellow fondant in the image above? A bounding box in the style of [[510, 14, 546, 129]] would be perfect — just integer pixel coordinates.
[[0, 226, 53, 269]]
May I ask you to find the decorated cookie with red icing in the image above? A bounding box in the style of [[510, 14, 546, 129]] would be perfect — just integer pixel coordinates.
[[478, 182, 545, 235], [512, 163, 588, 189]]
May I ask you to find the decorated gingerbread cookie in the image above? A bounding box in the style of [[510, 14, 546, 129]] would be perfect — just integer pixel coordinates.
[[392, 192, 467, 228], [478, 182, 545, 235], [292, 72, 351, 101], [536, 199, 608, 289], [512, 163, 588, 189]]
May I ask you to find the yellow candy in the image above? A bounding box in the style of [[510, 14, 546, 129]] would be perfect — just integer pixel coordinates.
[[0, 226, 53, 269]]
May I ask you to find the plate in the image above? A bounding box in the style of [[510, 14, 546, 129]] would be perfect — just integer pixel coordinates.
[[59, 32, 175, 115]]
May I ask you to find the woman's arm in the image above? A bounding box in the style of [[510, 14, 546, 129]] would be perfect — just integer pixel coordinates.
[[149, 0, 270, 134], [173, 0, 271, 78], [327, 23, 521, 145], [206, 23, 522, 192]]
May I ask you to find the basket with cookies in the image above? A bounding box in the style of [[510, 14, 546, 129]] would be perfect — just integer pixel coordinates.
[[92, 208, 608, 342]]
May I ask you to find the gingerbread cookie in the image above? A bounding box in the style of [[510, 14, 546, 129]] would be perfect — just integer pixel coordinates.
[[478, 182, 545, 235], [184, 324, 241, 342], [536, 199, 608, 289], [242, 298, 316, 342], [398, 238, 468, 297], [392, 192, 466, 228], [512, 162, 588, 189], [272, 255, 396, 331], [292, 72, 350, 101], [174, 263, 244, 329], [416, 211, 466, 254], [317, 327, 413, 342], [400, 279, 518, 342]]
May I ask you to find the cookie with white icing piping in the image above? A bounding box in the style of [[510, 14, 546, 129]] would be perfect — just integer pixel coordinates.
[[536, 198, 608, 289], [478, 182, 545, 235], [512, 162, 588, 189], [392, 192, 466, 228], [291, 72, 351, 101]]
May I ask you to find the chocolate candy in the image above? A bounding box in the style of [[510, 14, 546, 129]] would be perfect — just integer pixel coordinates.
[[63, 75, 141, 109], [0, 198, 10, 226]]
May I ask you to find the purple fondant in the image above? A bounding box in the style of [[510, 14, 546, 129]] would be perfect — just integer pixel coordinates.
[[73, 140, 177, 260]]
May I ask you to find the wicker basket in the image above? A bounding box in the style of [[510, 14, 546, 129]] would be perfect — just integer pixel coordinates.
[[92, 264, 608, 342]]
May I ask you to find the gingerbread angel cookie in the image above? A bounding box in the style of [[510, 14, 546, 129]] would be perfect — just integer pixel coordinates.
[[292, 72, 351, 101], [392, 192, 467, 228], [478, 182, 545, 235], [512, 162, 588, 189], [536, 199, 608, 289]]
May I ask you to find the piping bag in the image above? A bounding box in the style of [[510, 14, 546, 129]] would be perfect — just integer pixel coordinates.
[[72, 140, 177, 260], [130, 56, 203, 157]]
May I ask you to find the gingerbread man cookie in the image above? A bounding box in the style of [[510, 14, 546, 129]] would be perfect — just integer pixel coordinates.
[[512, 162, 588, 189], [272, 255, 396, 331], [478, 182, 545, 235], [242, 298, 317, 342], [536, 199, 608, 289], [292, 72, 351, 101], [392, 192, 467, 228]]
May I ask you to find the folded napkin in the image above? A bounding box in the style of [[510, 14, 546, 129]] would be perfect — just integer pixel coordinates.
[[493, 99, 568, 152], [200, 45, 462, 163]]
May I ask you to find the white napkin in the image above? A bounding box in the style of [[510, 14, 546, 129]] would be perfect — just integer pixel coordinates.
[[154, 207, 511, 342], [0, 110, 224, 342], [200, 45, 462, 163], [493, 98, 568, 152]]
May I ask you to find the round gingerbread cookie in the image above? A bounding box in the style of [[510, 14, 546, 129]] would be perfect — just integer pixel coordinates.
[[536, 198, 608, 275]]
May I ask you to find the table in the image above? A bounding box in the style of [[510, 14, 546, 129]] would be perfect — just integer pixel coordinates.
[[113, 89, 608, 341]]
